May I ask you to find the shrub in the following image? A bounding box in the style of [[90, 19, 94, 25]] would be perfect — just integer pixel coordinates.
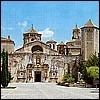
[[66, 77, 75, 83]]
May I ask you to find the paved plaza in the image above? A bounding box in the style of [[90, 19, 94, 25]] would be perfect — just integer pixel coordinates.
[[1, 82, 99, 99]]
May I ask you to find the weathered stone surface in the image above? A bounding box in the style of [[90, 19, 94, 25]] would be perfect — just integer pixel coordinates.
[[1, 83, 99, 99]]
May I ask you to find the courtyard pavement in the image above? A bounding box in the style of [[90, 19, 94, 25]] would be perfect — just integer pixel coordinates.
[[1, 82, 99, 99]]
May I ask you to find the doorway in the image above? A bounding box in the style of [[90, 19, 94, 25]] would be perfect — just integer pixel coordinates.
[[35, 71, 41, 82]]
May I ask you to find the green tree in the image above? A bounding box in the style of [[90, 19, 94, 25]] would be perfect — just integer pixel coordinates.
[[5, 50, 11, 84], [1, 49, 8, 88], [82, 53, 99, 85], [86, 66, 99, 80], [82, 64, 93, 85], [1, 49, 11, 88], [84, 53, 99, 67]]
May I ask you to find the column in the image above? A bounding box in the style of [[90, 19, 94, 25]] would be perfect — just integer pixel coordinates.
[[32, 70, 34, 82]]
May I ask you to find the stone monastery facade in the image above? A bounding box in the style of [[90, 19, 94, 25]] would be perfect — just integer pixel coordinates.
[[1, 19, 99, 83]]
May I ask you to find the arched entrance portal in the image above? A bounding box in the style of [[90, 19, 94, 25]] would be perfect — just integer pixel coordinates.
[[35, 71, 41, 82]]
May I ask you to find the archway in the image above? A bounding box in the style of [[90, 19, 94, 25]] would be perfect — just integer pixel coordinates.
[[31, 45, 43, 53]]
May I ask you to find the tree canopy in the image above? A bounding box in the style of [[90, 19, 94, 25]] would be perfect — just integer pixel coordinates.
[[1, 49, 11, 88], [84, 53, 99, 67], [86, 66, 99, 80], [82, 53, 99, 84]]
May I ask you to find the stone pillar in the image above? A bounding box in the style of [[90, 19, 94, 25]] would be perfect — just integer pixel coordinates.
[[32, 70, 34, 82]]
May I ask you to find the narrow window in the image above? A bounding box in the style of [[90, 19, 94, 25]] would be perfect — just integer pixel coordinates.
[[50, 44, 51, 48], [36, 56, 41, 64], [53, 44, 55, 49]]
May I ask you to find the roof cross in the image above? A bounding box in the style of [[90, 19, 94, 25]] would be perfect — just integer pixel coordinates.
[[32, 24, 33, 28]]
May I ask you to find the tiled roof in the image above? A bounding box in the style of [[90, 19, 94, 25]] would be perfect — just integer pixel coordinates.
[[1, 37, 14, 43], [84, 19, 97, 27], [46, 39, 57, 43], [24, 26, 37, 34]]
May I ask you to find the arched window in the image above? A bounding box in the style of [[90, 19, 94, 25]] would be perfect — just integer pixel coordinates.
[[31, 45, 43, 53], [31, 38, 34, 41]]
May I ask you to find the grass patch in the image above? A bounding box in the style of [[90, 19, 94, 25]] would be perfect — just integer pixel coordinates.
[[1, 87, 16, 89]]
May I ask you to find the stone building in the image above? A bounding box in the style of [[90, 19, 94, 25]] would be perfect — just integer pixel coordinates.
[[81, 19, 99, 60], [1, 19, 99, 83], [1, 36, 15, 70], [1, 35, 15, 54], [66, 24, 81, 55]]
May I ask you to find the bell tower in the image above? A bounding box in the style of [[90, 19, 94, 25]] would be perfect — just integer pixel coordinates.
[[72, 24, 80, 40], [23, 25, 42, 44], [81, 19, 99, 60]]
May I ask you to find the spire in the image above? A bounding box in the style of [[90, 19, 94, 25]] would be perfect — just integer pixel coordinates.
[[74, 23, 79, 30], [89, 19, 91, 21], [32, 24, 33, 28], [25, 25, 37, 33], [76, 23, 77, 28], [72, 23, 80, 39]]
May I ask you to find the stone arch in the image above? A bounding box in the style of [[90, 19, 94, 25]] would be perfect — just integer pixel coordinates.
[[31, 45, 43, 53]]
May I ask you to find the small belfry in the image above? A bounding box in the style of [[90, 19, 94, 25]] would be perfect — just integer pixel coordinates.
[[23, 25, 42, 44], [72, 23, 80, 39]]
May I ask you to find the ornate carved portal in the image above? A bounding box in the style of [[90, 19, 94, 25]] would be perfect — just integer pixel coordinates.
[[26, 57, 49, 82]]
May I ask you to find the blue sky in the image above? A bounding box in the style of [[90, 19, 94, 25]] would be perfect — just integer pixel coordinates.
[[1, 1, 99, 50]]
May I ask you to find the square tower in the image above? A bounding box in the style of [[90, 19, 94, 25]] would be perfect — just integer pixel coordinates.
[[81, 19, 99, 60]]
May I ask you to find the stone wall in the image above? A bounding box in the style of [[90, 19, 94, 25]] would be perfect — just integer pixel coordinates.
[[1, 42, 14, 54]]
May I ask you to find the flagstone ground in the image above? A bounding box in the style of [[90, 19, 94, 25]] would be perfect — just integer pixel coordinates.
[[1, 83, 99, 99]]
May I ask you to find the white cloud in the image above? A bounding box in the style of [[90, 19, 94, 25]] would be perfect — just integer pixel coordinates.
[[38, 28, 54, 38], [18, 21, 28, 33], [22, 21, 27, 27], [18, 22, 21, 26], [7, 28, 13, 30], [18, 21, 27, 27], [1, 26, 13, 30]]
